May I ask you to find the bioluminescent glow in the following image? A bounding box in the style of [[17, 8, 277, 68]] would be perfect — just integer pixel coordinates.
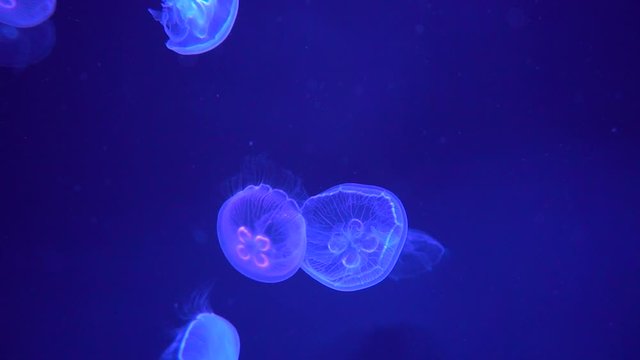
[[389, 228, 445, 281], [217, 184, 307, 283], [161, 312, 240, 360], [0, 19, 55, 68], [301, 183, 408, 291], [0, 0, 56, 28], [149, 0, 239, 55]]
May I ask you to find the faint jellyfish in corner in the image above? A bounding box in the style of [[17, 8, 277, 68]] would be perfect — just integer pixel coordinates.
[[0, 0, 56, 28], [149, 0, 239, 55], [389, 228, 445, 281], [0, 19, 55, 68]]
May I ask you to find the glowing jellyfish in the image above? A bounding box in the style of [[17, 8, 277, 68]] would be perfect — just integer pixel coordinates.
[[0, 0, 56, 28], [389, 228, 445, 281], [149, 0, 239, 55], [161, 312, 240, 360], [217, 182, 307, 283], [0, 19, 54, 68], [301, 183, 408, 291]]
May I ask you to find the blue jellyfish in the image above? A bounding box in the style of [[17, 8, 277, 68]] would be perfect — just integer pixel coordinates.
[[389, 228, 445, 281], [301, 183, 408, 291], [217, 157, 307, 283], [0, 19, 54, 68], [217, 184, 307, 283], [0, 0, 56, 28], [149, 0, 239, 55], [161, 312, 240, 360]]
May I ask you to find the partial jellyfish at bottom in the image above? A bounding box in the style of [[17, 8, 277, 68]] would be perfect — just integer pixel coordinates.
[[149, 0, 239, 55], [161, 312, 240, 360], [217, 156, 308, 284], [0, 19, 55, 68], [301, 183, 408, 291], [388, 228, 445, 281]]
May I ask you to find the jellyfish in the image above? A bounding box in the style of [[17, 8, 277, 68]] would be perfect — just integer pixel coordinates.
[[0, 19, 55, 68], [0, 0, 56, 28], [149, 0, 239, 55], [161, 289, 240, 360], [161, 312, 240, 360], [388, 228, 445, 281], [301, 183, 408, 291], [217, 157, 307, 283]]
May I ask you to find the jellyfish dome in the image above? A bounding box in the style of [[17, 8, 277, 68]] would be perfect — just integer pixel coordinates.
[[161, 312, 240, 360], [149, 0, 239, 55], [217, 183, 307, 283], [301, 183, 408, 291], [0, 0, 56, 28]]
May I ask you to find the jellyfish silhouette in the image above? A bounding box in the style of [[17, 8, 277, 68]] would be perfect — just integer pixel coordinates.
[[0, 0, 56, 28], [217, 157, 307, 283], [301, 183, 408, 291], [0, 19, 54, 68], [389, 228, 445, 281], [149, 0, 239, 55], [161, 312, 240, 360]]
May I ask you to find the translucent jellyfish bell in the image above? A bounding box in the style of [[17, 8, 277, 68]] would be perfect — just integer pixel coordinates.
[[161, 312, 240, 360], [0, 19, 55, 68], [389, 228, 445, 281], [0, 0, 56, 28], [301, 183, 408, 291], [149, 0, 239, 55], [217, 157, 307, 283]]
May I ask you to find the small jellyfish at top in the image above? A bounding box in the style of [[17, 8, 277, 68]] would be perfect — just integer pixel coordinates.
[[0, 0, 56, 28], [217, 156, 307, 283], [301, 183, 408, 291], [0, 19, 55, 68], [149, 0, 239, 55], [388, 228, 445, 281], [161, 292, 240, 360]]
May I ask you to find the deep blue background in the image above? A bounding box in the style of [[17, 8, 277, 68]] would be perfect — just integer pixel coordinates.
[[1, 1, 638, 359]]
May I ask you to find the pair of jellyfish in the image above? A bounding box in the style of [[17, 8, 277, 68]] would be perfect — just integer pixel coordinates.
[[162, 166, 445, 360], [0, 0, 56, 68], [217, 171, 445, 291], [149, 0, 239, 55]]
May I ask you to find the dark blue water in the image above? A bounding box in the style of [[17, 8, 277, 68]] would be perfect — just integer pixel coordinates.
[[1, 1, 638, 359]]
